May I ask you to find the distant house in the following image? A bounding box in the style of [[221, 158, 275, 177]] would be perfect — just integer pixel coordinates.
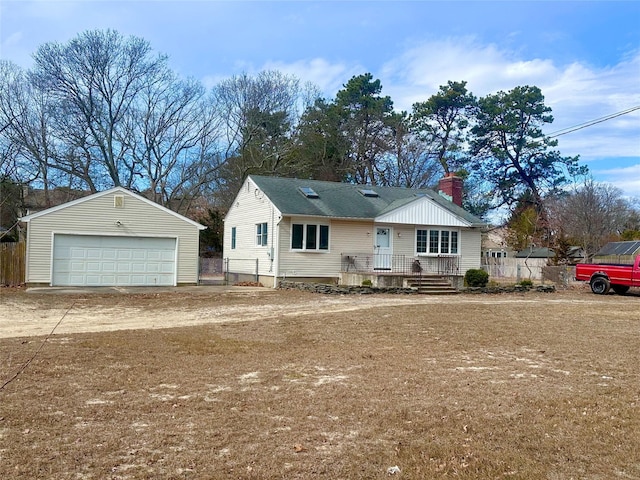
[[481, 226, 516, 260], [20, 187, 205, 287], [223, 175, 486, 289]]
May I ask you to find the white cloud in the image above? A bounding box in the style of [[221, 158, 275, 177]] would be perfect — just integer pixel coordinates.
[[200, 58, 362, 98], [378, 36, 557, 109], [261, 58, 363, 98], [372, 37, 639, 164], [597, 164, 640, 199]]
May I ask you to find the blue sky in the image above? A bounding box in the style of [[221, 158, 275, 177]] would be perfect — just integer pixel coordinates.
[[1, 1, 639, 199]]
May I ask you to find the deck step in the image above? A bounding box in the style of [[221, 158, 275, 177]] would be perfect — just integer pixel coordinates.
[[406, 275, 459, 295]]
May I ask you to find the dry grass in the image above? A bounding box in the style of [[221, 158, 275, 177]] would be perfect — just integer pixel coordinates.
[[1, 288, 639, 479]]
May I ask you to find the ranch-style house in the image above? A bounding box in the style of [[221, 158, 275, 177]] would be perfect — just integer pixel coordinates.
[[223, 175, 486, 290]]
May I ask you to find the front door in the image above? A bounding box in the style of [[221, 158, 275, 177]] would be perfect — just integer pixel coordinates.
[[374, 227, 392, 270]]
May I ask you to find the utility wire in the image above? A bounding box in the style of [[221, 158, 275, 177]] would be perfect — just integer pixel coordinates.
[[547, 105, 640, 138], [0, 300, 76, 392], [0, 220, 21, 240]]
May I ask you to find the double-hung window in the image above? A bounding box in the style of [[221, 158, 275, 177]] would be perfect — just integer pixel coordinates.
[[291, 223, 329, 251], [416, 228, 459, 255], [256, 222, 268, 246]]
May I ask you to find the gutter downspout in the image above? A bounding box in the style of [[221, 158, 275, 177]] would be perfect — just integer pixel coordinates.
[[271, 207, 282, 288]]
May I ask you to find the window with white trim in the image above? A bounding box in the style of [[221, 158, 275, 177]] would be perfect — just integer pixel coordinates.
[[416, 228, 459, 255], [231, 227, 236, 249], [291, 223, 329, 251], [256, 223, 268, 246]]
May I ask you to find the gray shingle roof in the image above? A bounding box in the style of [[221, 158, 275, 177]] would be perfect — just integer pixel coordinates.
[[249, 175, 485, 226], [595, 241, 640, 256]]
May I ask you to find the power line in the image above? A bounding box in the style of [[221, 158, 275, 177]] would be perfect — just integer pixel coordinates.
[[0, 301, 76, 392], [547, 105, 640, 138]]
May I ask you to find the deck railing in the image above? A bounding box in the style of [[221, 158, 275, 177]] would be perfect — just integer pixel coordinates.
[[341, 253, 460, 275]]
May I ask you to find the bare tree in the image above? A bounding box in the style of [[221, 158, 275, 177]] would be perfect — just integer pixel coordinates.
[[128, 73, 222, 208], [551, 179, 632, 260], [212, 70, 316, 204], [30, 29, 168, 190], [0, 60, 68, 204]]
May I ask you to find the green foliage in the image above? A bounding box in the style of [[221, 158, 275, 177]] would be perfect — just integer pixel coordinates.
[[506, 200, 542, 251], [471, 85, 587, 210], [464, 269, 489, 287], [519, 279, 534, 287], [198, 208, 224, 257], [4, 30, 594, 221], [411, 80, 477, 176], [334, 73, 396, 184], [620, 230, 640, 241], [361, 279, 373, 287], [292, 98, 351, 182], [550, 234, 573, 265]]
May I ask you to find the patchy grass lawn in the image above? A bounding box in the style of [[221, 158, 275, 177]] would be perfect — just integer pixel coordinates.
[[1, 289, 639, 479]]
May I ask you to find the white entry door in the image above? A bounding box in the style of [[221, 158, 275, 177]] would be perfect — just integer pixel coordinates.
[[52, 234, 176, 286], [374, 227, 392, 270]]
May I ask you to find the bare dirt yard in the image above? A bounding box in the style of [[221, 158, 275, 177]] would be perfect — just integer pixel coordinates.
[[1, 286, 639, 479]]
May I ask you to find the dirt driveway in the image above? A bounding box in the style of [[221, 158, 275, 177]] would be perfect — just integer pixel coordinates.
[[1, 285, 638, 339]]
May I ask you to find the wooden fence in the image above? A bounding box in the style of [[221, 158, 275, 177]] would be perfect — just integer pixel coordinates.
[[0, 242, 26, 286]]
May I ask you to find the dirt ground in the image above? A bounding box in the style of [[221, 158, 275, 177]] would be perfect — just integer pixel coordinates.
[[1, 285, 639, 479], [1, 284, 638, 339]]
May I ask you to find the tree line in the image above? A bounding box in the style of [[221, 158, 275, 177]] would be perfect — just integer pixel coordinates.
[[1, 29, 638, 255]]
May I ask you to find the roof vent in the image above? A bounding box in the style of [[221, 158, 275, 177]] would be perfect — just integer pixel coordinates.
[[359, 188, 378, 197], [299, 186, 319, 198], [114, 195, 124, 208]]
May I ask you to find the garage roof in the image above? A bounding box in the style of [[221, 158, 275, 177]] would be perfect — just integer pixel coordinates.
[[20, 186, 206, 230]]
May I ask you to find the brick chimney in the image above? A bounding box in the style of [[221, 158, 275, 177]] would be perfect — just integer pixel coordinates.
[[438, 174, 463, 207]]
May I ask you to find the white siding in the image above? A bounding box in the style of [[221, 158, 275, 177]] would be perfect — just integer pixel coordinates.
[[388, 224, 415, 256], [383, 223, 481, 273], [375, 197, 470, 227], [460, 229, 482, 273], [277, 218, 372, 278], [25, 190, 201, 285], [223, 178, 281, 279]]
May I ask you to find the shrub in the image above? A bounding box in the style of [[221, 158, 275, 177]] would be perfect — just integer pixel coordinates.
[[519, 279, 533, 287], [361, 279, 373, 287], [465, 268, 489, 287]]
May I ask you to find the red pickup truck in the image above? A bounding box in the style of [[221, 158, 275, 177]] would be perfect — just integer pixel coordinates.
[[575, 255, 640, 294]]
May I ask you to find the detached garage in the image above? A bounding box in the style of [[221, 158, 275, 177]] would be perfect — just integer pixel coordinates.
[[20, 187, 205, 287]]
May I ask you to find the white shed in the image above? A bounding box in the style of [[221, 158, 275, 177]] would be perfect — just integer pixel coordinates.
[[20, 187, 205, 287]]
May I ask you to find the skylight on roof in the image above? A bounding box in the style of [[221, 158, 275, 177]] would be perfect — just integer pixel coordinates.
[[299, 186, 319, 198], [359, 188, 378, 197]]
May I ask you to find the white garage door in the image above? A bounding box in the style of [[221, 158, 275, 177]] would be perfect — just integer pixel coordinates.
[[52, 234, 176, 286]]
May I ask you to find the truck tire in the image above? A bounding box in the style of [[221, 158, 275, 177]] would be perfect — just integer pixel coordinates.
[[612, 284, 630, 295], [590, 276, 610, 295]]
